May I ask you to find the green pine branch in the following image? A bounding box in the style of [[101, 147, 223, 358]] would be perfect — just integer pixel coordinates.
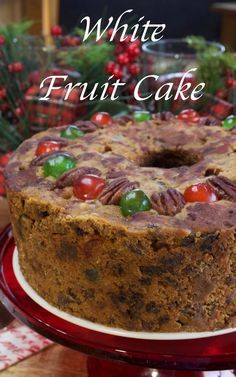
[[186, 36, 236, 94], [0, 20, 33, 44]]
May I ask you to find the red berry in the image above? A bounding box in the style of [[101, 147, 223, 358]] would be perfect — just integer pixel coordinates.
[[8, 63, 14, 73], [15, 107, 24, 118], [0, 103, 9, 112], [177, 109, 200, 124], [184, 183, 218, 203], [112, 65, 123, 80], [107, 85, 114, 96], [91, 112, 112, 125], [215, 89, 227, 100], [61, 36, 81, 46], [126, 43, 140, 58], [35, 141, 61, 157], [0, 35, 5, 45], [0, 171, 4, 182], [72, 36, 81, 46], [128, 63, 141, 76], [210, 103, 231, 119], [14, 62, 24, 72], [51, 25, 63, 36], [127, 82, 136, 94], [226, 78, 234, 88], [120, 34, 132, 45], [105, 61, 115, 75], [8, 62, 24, 73], [106, 28, 114, 39], [73, 174, 106, 201], [0, 87, 7, 99], [132, 38, 141, 47], [116, 52, 129, 65], [115, 45, 124, 55], [226, 67, 232, 79]]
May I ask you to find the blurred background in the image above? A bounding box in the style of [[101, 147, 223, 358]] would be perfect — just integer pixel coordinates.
[[0, 0, 235, 211], [0, 0, 236, 49]]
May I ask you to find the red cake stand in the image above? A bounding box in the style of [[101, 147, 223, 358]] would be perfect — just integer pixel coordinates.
[[1, 225, 236, 377]]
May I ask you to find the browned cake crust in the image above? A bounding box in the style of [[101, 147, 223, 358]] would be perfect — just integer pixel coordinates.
[[4, 116, 236, 332]]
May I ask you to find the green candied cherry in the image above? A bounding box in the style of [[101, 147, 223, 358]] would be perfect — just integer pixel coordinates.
[[222, 115, 236, 129], [133, 110, 151, 122], [43, 154, 76, 178], [120, 189, 151, 217], [60, 125, 85, 139]]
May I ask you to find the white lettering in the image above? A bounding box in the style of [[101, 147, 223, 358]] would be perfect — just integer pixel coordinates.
[[191, 82, 205, 100], [39, 76, 68, 101], [81, 15, 113, 42]]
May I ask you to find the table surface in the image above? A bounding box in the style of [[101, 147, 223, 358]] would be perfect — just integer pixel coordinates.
[[3, 344, 88, 377], [0, 200, 89, 376]]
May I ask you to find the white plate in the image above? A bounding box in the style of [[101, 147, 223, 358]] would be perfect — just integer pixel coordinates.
[[13, 247, 236, 340]]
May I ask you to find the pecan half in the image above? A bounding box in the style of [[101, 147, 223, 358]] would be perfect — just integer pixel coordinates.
[[106, 170, 127, 179], [151, 188, 186, 216], [99, 177, 139, 205], [207, 176, 236, 201], [74, 120, 101, 133], [39, 136, 69, 146], [56, 166, 102, 188], [152, 111, 174, 121], [199, 116, 221, 126], [115, 115, 134, 125], [31, 151, 74, 166]]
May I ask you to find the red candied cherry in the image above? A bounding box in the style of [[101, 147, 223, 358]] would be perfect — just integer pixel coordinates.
[[0, 87, 7, 99], [36, 140, 61, 157], [0, 151, 12, 167], [0, 35, 5, 45], [116, 52, 130, 65], [73, 174, 106, 201], [105, 61, 115, 75], [91, 112, 112, 125], [0, 171, 5, 196], [51, 25, 63, 36], [128, 63, 141, 76], [177, 109, 200, 124], [184, 183, 218, 203]]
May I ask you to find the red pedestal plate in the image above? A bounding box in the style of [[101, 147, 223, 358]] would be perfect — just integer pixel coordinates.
[[1, 225, 236, 377]]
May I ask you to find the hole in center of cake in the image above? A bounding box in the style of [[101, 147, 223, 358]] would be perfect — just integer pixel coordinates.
[[141, 150, 200, 169]]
